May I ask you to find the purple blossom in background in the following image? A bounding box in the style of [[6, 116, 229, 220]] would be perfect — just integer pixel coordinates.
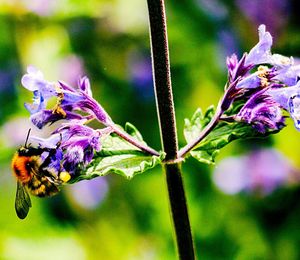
[[23, 0, 58, 16], [1, 117, 41, 147], [67, 178, 109, 210], [213, 157, 247, 195], [127, 51, 154, 101], [236, 0, 290, 37], [217, 29, 240, 67], [0, 67, 18, 94], [213, 149, 299, 195], [58, 55, 85, 87], [0, 65, 20, 120]]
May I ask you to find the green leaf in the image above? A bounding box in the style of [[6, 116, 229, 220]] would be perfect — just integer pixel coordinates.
[[183, 106, 214, 142], [124, 122, 144, 142], [78, 153, 164, 181], [183, 107, 278, 165], [71, 123, 164, 182]]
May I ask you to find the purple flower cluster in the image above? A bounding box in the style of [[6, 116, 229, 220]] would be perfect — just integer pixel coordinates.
[[22, 66, 112, 128], [223, 25, 300, 133], [21, 66, 113, 176]]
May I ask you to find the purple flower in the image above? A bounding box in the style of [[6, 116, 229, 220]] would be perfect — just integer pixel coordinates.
[[20, 66, 117, 180], [21, 66, 56, 114], [22, 66, 112, 128], [245, 24, 273, 66], [226, 53, 252, 83], [213, 148, 297, 195], [235, 87, 285, 133], [127, 51, 154, 101], [223, 52, 276, 110], [30, 109, 83, 129], [265, 82, 300, 129], [61, 122, 102, 149], [67, 178, 109, 210], [57, 79, 110, 124], [41, 148, 64, 173], [273, 62, 300, 86], [266, 82, 300, 110], [222, 25, 300, 133], [57, 55, 85, 87], [21, 66, 56, 99], [288, 94, 300, 130], [236, 66, 274, 89], [31, 122, 109, 175], [57, 123, 102, 168], [236, 0, 290, 38], [222, 65, 274, 112], [243, 25, 294, 72], [24, 0, 57, 17], [227, 25, 293, 90]]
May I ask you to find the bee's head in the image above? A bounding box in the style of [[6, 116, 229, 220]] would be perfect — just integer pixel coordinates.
[[18, 128, 32, 156], [17, 146, 30, 156], [17, 145, 44, 157]]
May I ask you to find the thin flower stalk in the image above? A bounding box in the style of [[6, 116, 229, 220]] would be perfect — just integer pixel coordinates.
[[110, 125, 160, 156]]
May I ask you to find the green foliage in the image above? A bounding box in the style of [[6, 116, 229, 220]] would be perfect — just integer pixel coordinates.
[[184, 107, 277, 164], [73, 123, 164, 181]]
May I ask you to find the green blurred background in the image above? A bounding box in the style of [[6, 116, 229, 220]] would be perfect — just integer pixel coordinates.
[[1, 0, 300, 259]]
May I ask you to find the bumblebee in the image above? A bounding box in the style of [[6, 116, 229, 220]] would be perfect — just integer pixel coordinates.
[[11, 131, 71, 219]]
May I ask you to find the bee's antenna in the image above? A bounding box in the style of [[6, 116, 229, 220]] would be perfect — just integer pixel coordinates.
[[24, 128, 31, 147]]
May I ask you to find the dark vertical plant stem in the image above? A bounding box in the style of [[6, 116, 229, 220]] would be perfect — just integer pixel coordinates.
[[147, 0, 195, 258]]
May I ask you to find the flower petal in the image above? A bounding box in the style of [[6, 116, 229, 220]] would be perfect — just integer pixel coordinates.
[[245, 24, 273, 66], [288, 94, 300, 131]]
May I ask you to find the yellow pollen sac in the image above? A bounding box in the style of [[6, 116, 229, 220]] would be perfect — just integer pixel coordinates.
[[52, 84, 66, 117], [52, 105, 67, 117], [59, 172, 71, 183], [257, 66, 269, 88], [260, 78, 269, 88], [257, 65, 269, 77]]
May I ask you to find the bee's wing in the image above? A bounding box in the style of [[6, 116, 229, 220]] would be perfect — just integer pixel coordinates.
[[15, 181, 32, 219]]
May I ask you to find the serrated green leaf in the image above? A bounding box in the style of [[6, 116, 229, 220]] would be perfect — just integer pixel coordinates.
[[183, 108, 278, 165], [71, 123, 164, 182], [184, 106, 215, 142]]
